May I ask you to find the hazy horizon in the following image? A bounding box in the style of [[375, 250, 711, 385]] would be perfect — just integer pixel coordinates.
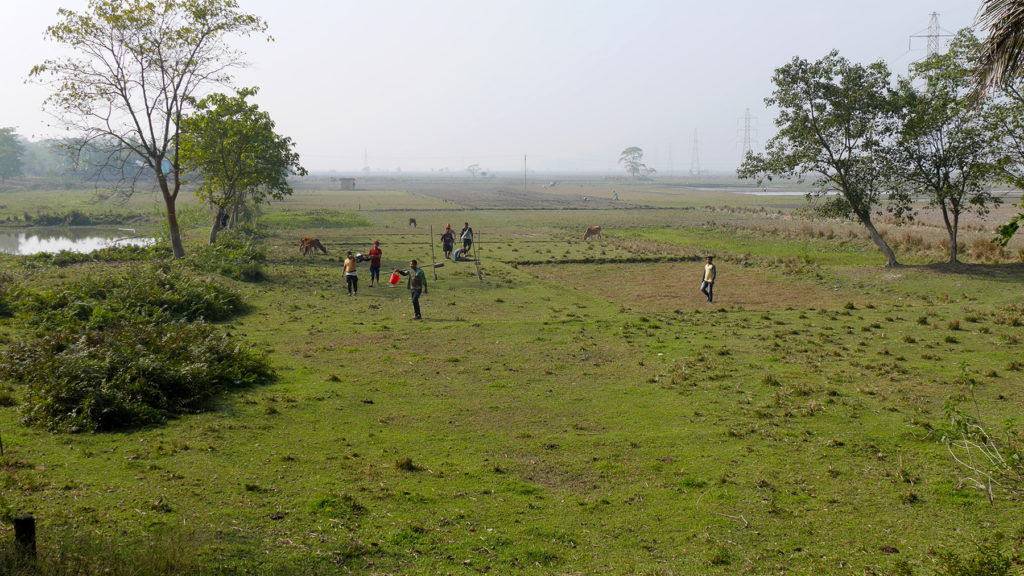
[[2, 1, 984, 174]]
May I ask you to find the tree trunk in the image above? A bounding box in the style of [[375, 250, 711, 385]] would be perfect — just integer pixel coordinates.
[[858, 212, 900, 267], [158, 175, 185, 259], [939, 202, 959, 264], [209, 207, 226, 245]]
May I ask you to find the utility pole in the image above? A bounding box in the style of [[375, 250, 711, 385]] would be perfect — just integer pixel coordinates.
[[523, 154, 527, 193], [737, 108, 757, 164], [689, 129, 701, 176]]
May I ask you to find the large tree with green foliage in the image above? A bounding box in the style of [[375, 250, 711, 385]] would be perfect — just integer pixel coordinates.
[[0, 127, 25, 183], [893, 29, 1000, 264], [30, 0, 268, 258], [988, 91, 1024, 246], [738, 51, 908, 267], [180, 88, 307, 244], [619, 147, 654, 180]]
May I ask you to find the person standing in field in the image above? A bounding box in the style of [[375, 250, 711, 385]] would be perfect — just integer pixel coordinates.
[[460, 222, 473, 253], [344, 251, 359, 296], [368, 240, 383, 286], [399, 260, 428, 319], [700, 256, 716, 303], [441, 224, 455, 259]]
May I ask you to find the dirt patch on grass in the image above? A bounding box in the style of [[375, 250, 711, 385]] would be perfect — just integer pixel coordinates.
[[525, 261, 848, 311]]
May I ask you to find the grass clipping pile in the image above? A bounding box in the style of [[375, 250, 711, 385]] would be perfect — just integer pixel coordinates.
[[0, 263, 274, 432]]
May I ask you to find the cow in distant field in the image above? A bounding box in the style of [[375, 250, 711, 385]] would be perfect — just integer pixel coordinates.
[[300, 237, 328, 256], [409, 218, 417, 228], [583, 226, 602, 241]]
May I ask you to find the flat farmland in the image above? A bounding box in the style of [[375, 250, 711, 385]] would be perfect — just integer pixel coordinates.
[[1, 177, 1022, 575]]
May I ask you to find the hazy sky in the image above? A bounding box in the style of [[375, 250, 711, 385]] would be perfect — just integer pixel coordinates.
[[1, 1, 985, 173]]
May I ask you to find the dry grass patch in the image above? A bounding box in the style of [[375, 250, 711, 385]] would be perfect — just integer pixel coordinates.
[[525, 261, 847, 311]]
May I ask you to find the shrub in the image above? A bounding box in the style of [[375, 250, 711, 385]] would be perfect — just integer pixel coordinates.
[[186, 231, 267, 282], [23, 210, 137, 227], [20, 244, 170, 268], [0, 262, 263, 432], [21, 262, 244, 328], [2, 318, 274, 432]]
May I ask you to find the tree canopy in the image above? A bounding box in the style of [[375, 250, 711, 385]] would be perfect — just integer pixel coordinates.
[[180, 88, 307, 244], [619, 147, 654, 180], [30, 0, 269, 258], [893, 29, 1000, 263], [738, 51, 906, 267]]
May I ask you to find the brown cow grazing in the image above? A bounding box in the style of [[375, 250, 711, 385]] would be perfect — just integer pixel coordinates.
[[300, 237, 328, 256], [409, 218, 417, 228], [583, 226, 602, 241]]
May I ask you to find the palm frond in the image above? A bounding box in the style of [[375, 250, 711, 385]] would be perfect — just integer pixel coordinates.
[[976, 0, 1024, 93]]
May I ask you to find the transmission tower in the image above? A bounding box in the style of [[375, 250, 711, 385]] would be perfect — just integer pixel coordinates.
[[689, 129, 701, 176], [737, 108, 757, 164], [909, 12, 953, 58]]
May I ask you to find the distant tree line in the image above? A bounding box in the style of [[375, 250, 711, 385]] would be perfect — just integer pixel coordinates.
[[0, 131, 145, 184]]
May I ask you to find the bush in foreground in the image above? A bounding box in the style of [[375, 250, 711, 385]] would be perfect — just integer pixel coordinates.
[[0, 262, 268, 432], [2, 318, 274, 432], [19, 262, 245, 328]]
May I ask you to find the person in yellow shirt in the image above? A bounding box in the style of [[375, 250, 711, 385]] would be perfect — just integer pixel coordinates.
[[344, 251, 359, 296], [700, 256, 716, 303]]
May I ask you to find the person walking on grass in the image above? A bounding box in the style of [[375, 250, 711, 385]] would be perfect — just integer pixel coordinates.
[[368, 240, 383, 286], [460, 222, 473, 253], [700, 256, 716, 303], [344, 251, 359, 296], [441, 224, 455, 259], [398, 260, 428, 319]]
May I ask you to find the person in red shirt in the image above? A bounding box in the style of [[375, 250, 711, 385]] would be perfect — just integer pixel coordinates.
[[368, 240, 383, 286]]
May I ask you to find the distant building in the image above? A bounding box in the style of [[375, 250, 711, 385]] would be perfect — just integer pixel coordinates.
[[338, 178, 355, 190]]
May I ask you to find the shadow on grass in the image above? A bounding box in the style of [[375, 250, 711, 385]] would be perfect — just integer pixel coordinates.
[[916, 261, 1024, 282]]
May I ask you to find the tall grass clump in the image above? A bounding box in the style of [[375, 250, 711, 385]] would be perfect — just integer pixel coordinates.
[[0, 271, 17, 318], [969, 237, 1005, 263], [185, 229, 267, 281]]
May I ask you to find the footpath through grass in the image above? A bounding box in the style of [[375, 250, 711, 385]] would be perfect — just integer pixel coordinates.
[[0, 182, 1022, 575]]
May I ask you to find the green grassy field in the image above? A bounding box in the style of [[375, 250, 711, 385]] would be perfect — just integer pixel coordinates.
[[1, 178, 1022, 575]]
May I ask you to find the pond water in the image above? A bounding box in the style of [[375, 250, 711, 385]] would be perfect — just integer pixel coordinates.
[[0, 228, 155, 255]]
